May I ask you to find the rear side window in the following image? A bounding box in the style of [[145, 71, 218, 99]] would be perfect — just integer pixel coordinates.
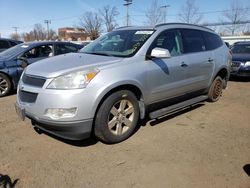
[[56, 44, 78, 55], [202, 31, 223, 50], [0, 40, 10, 48], [181, 29, 205, 53], [9, 41, 18, 47]]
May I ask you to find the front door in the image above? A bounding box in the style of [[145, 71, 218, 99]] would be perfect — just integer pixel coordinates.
[[146, 29, 189, 103]]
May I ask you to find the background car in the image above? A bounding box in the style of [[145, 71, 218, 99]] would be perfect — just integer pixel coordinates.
[[230, 41, 250, 77], [0, 38, 23, 52], [0, 41, 83, 97]]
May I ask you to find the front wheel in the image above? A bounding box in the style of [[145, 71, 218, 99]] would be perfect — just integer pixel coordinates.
[[0, 73, 12, 97], [94, 90, 139, 144], [207, 76, 223, 102]]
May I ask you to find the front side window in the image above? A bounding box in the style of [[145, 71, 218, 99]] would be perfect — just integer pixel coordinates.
[[148, 30, 183, 56], [22, 45, 53, 58], [80, 30, 154, 57], [181, 29, 206, 53]]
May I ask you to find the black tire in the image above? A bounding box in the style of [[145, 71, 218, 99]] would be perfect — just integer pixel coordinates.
[[207, 76, 223, 102], [94, 90, 140, 144], [0, 73, 12, 97]]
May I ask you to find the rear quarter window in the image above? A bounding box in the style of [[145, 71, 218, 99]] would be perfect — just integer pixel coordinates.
[[202, 31, 223, 50], [0, 40, 10, 48]]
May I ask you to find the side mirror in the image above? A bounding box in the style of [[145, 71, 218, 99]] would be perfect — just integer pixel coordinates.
[[150, 48, 171, 58], [17, 57, 28, 69]]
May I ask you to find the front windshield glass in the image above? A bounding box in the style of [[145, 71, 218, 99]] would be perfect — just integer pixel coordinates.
[[232, 44, 250, 54], [0, 43, 29, 59], [80, 30, 154, 57]]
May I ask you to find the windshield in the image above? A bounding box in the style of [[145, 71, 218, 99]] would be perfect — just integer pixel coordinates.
[[232, 44, 250, 54], [0, 43, 30, 59], [80, 30, 154, 57]]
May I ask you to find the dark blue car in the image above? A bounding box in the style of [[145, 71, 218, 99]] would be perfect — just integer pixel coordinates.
[[0, 38, 23, 52], [231, 41, 250, 77], [0, 41, 83, 97]]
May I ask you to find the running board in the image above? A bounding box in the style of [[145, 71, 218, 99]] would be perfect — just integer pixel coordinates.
[[149, 95, 208, 119]]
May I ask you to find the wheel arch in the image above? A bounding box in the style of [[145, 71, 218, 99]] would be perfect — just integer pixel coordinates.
[[214, 67, 229, 88], [93, 83, 145, 124]]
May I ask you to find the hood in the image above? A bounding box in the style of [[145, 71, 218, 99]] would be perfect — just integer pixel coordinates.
[[0, 56, 5, 69], [25, 53, 123, 78], [0, 55, 6, 61], [232, 53, 250, 62]]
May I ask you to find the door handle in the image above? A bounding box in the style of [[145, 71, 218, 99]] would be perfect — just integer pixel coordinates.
[[208, 58, 214, 62], [180, 62, 188, 67]]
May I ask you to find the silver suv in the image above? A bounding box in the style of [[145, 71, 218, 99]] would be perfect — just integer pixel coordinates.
[[16, 23, 231, 143]]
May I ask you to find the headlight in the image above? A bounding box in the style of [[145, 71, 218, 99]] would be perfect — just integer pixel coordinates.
[[47, 69, 99, 89], [245, 61, 250, 66]]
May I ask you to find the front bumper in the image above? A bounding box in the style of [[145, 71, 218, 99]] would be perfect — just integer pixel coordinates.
[[30, 116, 93, 140], [16, 101, 93, 140], [15, 77, 100, 140], [230, 61, 250, 77]]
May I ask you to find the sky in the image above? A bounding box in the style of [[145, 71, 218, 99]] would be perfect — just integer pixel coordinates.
[[0, 0, 249, 38]]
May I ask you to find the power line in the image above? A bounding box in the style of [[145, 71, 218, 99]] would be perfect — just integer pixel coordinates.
[[44, 20, 51, 40], [12, 27, 19, 35], [124, 0, 133, 26], [202, 20, 250, 27], [160, 5, 170, 23]]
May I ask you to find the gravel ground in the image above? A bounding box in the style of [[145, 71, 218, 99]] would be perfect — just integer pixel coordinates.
[[0, 78, 250, 188]]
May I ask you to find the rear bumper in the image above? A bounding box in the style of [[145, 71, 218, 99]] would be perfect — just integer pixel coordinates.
[[29, 115, 93, 140]]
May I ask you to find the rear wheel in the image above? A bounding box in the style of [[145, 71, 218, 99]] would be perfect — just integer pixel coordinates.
[[207, 76, 223, 102], [0, 73, 12, 97], [94, 90, 139, 144]]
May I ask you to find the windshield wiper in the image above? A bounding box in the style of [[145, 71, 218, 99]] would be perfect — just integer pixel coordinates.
[[83, 52, 114, 57]]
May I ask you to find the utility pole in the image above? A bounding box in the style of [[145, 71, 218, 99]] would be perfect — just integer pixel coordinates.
[[160, 5, 170, 23], [12, 27, 19, 35], [124, 0, 132, 26], [44, 20, 51, 40]]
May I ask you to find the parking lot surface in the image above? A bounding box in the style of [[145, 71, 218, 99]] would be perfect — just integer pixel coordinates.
[[0, 78, 250, 188]]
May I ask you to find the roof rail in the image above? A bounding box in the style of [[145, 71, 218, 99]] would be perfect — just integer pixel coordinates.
[[154, 23, 214, 31], [114, 26, 133, 30]]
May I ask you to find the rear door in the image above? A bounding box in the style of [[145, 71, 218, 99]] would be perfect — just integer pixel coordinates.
[[180, 29, 214, 92]]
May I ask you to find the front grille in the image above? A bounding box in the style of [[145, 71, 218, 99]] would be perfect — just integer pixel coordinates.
[[19, 90, 38, 103], [231, 61, 242, 68], [22, 74, 46, 88]]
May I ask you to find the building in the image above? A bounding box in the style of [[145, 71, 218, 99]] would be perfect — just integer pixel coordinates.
[[58, 27, 91, 41], [222, 35, 250, 45]]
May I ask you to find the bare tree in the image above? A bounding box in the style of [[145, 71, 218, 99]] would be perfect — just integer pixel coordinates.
[[80, 12, 102, 40], [10, 33, 21, 41], [145, 0, 164, 26], [48, 29, 58, 40], [221, 0, 249, 35], [179, 0, 202, 24], [99, 5, 119, 32], [22, 24, 57, 41]]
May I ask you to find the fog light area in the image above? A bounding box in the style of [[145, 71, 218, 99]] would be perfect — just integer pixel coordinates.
[[44, 108, 77, 120]]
